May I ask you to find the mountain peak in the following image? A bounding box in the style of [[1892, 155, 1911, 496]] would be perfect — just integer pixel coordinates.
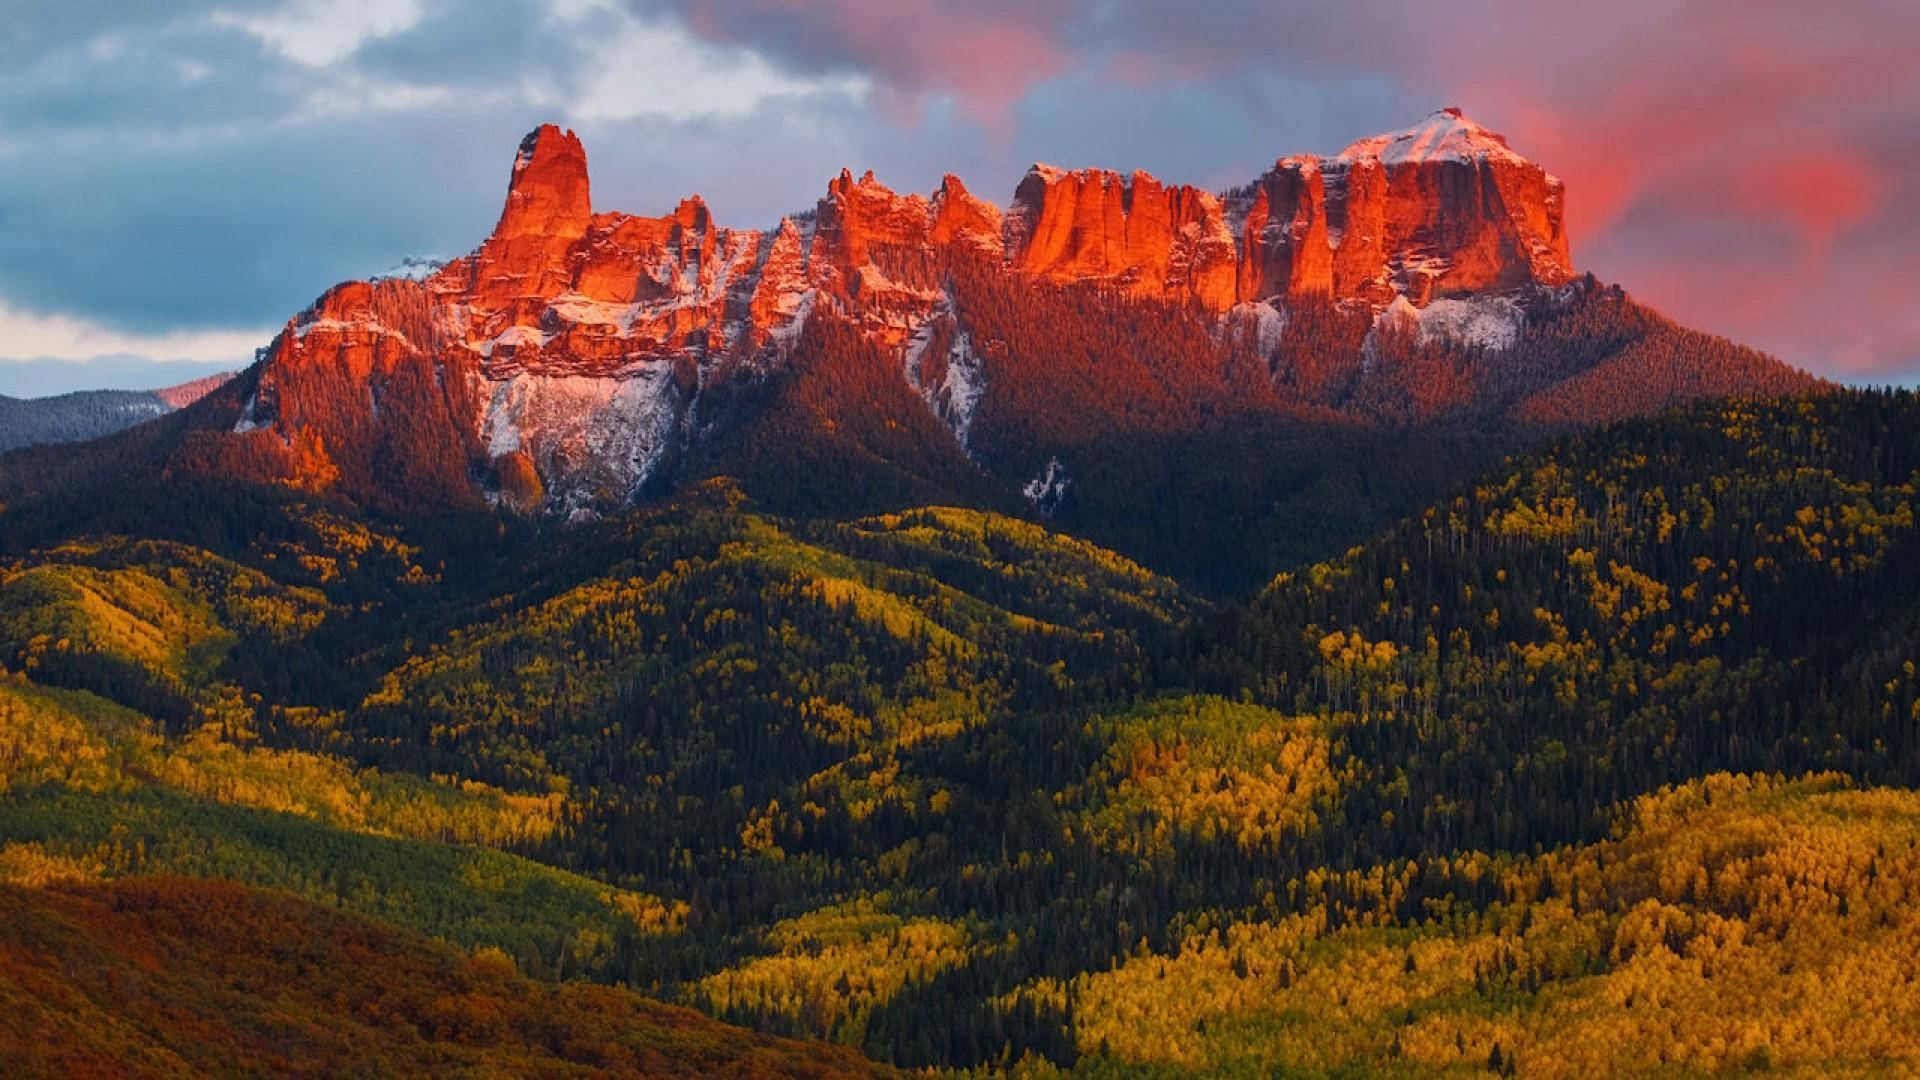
[[672, 195, 710, 230], [495, 124, 589, 242], [828, 168, 887, 199], [1335, 108, 1532, 169]]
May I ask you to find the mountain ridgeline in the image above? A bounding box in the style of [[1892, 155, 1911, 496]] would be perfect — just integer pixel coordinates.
[[1, 110, 1816, 591]]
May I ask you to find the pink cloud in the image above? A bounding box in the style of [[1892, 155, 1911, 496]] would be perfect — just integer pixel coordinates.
[[1735, 152, 1882, 256], [1308, 2, 1915, 376], [674, 0, 1070, 132], [650, 0, 1920, 377]]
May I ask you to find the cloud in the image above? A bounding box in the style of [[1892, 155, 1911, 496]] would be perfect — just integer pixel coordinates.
[[1734, 151, 1883, 259], [560, 4, 869, 122], [632, 0, 1070, 130], [291, 72, 461, 120], [210, 0, 426, 68], [0, 357, 246, 399], [0, 299, 270, 368]]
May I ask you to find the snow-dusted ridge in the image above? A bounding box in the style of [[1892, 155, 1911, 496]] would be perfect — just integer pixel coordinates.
[[1336, 107, 1537, 171], [372, 256, 447, 282]]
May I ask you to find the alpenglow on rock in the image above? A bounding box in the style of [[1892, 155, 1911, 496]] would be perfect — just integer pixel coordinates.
[[214, 112, 1580, 515], [1234, 108, 1571, 305]]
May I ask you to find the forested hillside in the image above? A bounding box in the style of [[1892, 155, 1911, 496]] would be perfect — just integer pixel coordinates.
[[0, 373, 234, 454], [0, 276, 1821, 598], [1191, 391, 1920, 861], [0, 876, 884, 1077], [2, 389, 1916, 1074], [681, 272, 1823, 593], [0, 389, 170, 453]]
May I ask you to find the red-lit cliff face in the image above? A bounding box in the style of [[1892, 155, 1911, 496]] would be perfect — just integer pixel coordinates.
[[1236, 110, 1573, 306], [1004, 167, 1239, 308], [208, 111, 1594, 514], [468, 124, 591, 320], [808, 169, 1000, 349]]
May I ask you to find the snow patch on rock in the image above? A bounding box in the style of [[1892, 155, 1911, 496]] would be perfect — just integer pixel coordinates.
[[1225, 301, 1289, 357], [478, 370, 684, 514], [904, 317, 986, 448], [232, 393, 268, 434], [373, 256, 446, 282], [547, 294, 634, 329], [1337, 108, 1532, 170], [770, 291, 816, 349], [1376, 294, 1524, 351], [1023, 456, 1071, 517], [478, 324, 547, 358]]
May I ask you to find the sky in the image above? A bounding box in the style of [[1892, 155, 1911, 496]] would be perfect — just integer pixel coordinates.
[[1, 0, 1916, 396]]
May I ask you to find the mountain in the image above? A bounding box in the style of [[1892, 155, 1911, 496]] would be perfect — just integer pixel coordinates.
[[86, 113, 1811, 552], [0, 372, 233, 454]]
